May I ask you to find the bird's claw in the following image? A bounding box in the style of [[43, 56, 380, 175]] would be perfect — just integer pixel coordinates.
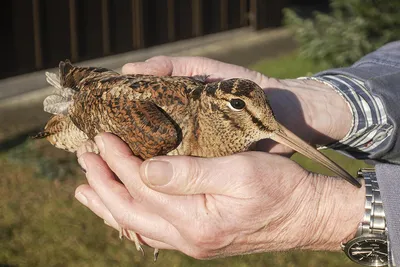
[[118, 226, 160, 260], [126, 229, 145, 256], [153, 248, 159, 262]]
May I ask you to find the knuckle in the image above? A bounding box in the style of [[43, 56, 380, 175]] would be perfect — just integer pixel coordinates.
[[185, 157, 203, 180], [185, 224, 227, 259], [179, 157, 205, 192], [189, 223, 221, 250], [114, 210, 134, 229], [130, 186, 145, 204], [175, 156, 201, 178]]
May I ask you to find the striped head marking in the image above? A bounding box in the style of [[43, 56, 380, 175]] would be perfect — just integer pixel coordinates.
[[199, 78, 279, 136]]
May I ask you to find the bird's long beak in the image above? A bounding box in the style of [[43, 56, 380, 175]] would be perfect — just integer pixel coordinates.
[[271, 123, 361, 188]]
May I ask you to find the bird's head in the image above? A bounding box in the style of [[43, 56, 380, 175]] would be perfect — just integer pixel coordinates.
[[196, 78, 279, 140], [193, 78, 361, 188]]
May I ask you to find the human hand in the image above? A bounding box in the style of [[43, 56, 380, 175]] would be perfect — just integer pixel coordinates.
[[75, 133, 365, 259], [122, 56, 353, 155]]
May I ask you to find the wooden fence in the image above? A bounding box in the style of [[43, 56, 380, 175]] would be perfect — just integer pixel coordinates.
[[1, 0, 289, 79]]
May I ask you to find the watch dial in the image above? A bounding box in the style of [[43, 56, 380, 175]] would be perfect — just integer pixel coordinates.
[[345, 236, 388, 266]]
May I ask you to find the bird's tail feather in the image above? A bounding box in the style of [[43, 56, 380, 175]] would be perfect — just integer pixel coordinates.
[[31, 115, 64, 139], [31, 131, 51, 139], [43, 60, 118, 116], [44, 70, 74, 115], [43, 60, 77, 115]]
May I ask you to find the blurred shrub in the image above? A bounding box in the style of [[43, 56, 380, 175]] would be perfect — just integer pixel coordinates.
[[283, 0, 400, 67]]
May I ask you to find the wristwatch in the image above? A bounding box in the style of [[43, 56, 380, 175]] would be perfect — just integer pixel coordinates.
[[341, 168, 389, 266]]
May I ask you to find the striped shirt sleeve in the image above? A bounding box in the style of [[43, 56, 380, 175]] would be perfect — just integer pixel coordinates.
[[301, 75, 394, 158]]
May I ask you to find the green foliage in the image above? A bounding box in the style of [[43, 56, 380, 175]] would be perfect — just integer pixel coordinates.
[[283, 0, 400, 67]]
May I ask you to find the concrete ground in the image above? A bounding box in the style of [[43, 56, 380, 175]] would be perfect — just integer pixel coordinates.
[[0, 27, 297, 150]]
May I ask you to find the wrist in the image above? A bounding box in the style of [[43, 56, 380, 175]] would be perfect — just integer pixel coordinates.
[[261, 78, 353, 147], [295, 174, 365, 251]]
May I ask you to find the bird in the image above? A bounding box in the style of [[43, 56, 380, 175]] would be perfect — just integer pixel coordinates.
[[34, 60, 361, 261]]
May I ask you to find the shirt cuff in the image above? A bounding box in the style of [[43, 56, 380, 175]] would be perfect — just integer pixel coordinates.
[[298, 74, 394, 158]]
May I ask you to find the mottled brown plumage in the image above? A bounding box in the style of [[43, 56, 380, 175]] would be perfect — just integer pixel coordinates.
[[34, 60, 360, 260], [37, 61, 281, 160]]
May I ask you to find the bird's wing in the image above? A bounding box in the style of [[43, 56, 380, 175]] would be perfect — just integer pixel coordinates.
[[69, 88, 181, 160], [59, 60, 119, 90]]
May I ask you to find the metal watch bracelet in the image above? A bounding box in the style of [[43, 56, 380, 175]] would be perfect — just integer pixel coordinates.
[[356, 168, 387, 237], [342, 168, 391, 267]]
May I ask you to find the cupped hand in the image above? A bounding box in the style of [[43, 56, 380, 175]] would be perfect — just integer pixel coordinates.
[[122, 56, 353, 155], [75, 133, 364, 259]]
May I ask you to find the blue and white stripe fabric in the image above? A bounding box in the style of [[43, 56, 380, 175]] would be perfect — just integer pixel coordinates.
[[303, 74, 394, 158]]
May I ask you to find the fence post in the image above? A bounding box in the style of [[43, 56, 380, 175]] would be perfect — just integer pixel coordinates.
[[132, 0, 144, 49], [69, 0, 78, 62], [192, 0, 203, 36], [167, 0, 175, 42], [32, 0, 43, 69], [220, 0, 228, 31], [239, 0, 248, 26], [101, 0, 111, 55], [249, 0, 286, 30]]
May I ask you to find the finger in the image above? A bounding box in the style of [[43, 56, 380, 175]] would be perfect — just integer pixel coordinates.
[[78, 152, 181, 245], [76, 140, 99, 158], [92, 133, 199, 220], [122, 56, 266, 85], [139, 152, 268, 197], [138, 236, 176, 251], [75, 184, 118, 225], [74, 187, 176, 251], [254, 139, 294, 157], [101, 218, 175, 250], [163, 56, 265, 83], [92, 132, 147, 197], [122, 56, 173, 76]]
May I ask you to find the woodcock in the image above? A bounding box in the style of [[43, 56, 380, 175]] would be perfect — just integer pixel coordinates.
[[34, 60, 361, 261]]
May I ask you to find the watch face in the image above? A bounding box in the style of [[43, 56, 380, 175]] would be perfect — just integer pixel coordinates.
[[343, 235, 388, 266]]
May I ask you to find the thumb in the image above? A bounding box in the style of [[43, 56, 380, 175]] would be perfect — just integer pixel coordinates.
[[139, 154, 255, 196]]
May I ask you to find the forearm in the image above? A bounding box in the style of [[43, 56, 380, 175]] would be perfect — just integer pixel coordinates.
[[313, 41, 400, 163], [260, 78, 353, 147]]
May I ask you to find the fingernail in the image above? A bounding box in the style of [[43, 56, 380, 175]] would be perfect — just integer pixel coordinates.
[[78, 156, 87, 172], [75, 192, 88, 206], [144, 160, 173, 186], [94, 135, 105, 154]]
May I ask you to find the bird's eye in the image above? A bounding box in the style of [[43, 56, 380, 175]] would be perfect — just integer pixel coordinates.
[[229, 99, 246, 111]]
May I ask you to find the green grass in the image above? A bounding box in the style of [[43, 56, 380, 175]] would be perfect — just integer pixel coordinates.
[[0, 51, 368, 267], [250, 50, 331, 79]]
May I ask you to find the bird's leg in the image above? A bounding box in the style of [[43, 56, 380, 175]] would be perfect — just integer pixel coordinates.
[[119, 227, 145, 256], [119, 227, 160, 261]]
